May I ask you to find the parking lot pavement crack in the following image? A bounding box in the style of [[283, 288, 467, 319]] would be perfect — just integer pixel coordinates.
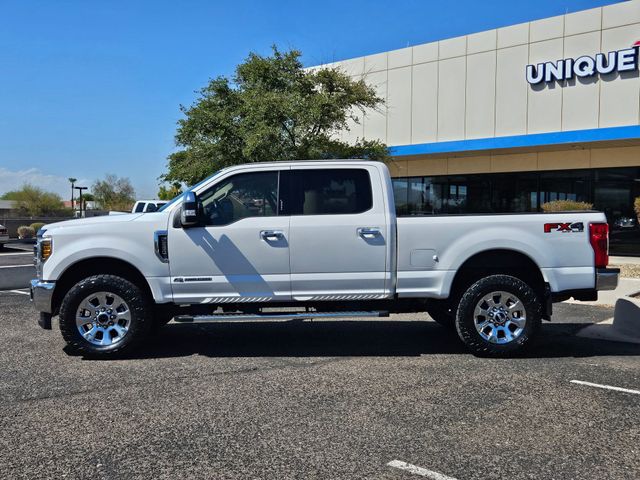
[[6, 355, 351, 405]]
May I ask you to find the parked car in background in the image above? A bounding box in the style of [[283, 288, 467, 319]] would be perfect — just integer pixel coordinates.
[[613, 216, 637, 229], [109, 200, 169, 216], [0, 224, 8, 249], [132, 200, 168, 213]]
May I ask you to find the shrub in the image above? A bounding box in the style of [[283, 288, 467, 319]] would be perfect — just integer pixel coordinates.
[[29, 222, 45, 233], [541, 200, 593, 212], [17, 226, 35, 239], [635, 196, 640, 221]]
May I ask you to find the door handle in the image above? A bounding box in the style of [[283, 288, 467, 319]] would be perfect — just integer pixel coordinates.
[[357, 227, 381, 238], [261, 230, 284, 241]]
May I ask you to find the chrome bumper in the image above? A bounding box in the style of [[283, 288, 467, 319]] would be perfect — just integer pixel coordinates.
[[30, 279, 55, 314], [596, 268, 620, 291]]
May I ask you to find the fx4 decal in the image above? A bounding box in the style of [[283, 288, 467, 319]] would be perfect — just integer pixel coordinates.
[[544, 222, 584, 233]]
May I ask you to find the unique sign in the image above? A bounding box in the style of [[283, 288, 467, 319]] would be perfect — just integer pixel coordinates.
[[526, 46, 639, 85]]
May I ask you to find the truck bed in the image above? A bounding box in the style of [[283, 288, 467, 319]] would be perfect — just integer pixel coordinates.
[[395, 211, 606, 298]]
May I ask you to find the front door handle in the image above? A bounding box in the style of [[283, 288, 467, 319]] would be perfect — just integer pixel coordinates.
[[357, 227, 381, 238], [261, 230, 285, 242]]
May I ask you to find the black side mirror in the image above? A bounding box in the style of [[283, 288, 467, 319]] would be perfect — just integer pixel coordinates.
[[180, 191, 200, 227]]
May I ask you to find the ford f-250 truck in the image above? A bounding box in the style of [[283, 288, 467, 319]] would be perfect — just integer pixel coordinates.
[[31, 161, 619, 357]]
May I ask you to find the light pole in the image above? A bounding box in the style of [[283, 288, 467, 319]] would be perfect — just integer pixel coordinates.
[[68, 178, 77, 212], [74, 186, 87, 217]]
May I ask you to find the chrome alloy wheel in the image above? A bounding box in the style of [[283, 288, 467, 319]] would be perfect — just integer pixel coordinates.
[[75, 292, 132, 346], [473, 290, 527, 344]]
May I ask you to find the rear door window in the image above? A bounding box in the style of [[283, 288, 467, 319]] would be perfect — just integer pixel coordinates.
[[284, 169, 373, 215]]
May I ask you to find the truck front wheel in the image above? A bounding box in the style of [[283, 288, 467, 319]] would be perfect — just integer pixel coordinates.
[[59, 274, 152, 357], [455, 274, 541, 357]]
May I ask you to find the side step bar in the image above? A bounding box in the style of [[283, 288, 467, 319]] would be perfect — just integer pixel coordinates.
[[174, 310, 390, 323]]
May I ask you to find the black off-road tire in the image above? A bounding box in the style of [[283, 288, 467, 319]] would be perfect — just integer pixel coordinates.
[[427, 300, 456, 329], [59, 274, 152, 357], [455, 274, 541, 357]]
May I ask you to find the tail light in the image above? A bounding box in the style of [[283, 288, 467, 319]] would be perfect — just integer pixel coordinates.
[[589, 222, 609, 268]]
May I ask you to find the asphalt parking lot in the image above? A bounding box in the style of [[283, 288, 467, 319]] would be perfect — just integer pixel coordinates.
[[0, 243, 35, 290], [1, 290, 639, 480]]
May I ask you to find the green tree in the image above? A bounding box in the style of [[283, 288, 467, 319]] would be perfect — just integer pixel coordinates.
[[163, 46, 388, 185], [1, 184, 64, 216], [92, 175, 135, 211], [158, 182, 183, 200]]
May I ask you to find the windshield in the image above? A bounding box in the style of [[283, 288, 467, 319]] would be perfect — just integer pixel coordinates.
[[157, 171, 221, 212]]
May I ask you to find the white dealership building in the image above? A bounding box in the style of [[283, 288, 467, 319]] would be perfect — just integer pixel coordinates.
[[314, 0, 640, 254]]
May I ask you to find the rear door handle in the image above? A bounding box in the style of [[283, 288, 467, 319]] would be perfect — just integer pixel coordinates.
[[261, 230, 284, 241], [357, 227, 381, 238]]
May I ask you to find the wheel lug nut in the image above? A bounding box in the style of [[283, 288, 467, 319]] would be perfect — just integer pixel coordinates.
[[110, 315, 116, 320]]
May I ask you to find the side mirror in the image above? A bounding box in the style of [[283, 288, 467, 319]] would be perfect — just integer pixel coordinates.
[[180, 191, 200, 227]]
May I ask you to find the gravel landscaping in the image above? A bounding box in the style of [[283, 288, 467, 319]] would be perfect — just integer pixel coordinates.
[[611, 263, 640, 279]]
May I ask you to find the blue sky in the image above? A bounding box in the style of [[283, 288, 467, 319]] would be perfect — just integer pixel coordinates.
[[0, 0, 622, 199]]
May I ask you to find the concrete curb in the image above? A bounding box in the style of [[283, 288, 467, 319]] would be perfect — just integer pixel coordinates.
[[577, 296, 640, 345], [611, 296, 640, 339]]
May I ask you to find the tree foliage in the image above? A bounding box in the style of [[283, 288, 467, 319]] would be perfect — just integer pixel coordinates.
[[1, 184, 64, 216], [158, 182, 183, 200], [92, 174, 136, 211], [163, 47, 388, 185]]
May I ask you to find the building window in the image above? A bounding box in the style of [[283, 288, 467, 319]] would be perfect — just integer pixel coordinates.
[[393, 166, 640, 255]]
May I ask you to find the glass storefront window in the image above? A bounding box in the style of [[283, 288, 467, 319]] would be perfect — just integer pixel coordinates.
[[392, 178, 409, 216], [539, 170, 590, 206], [393, 167, 640, 255], [593, 168, 640, 256]]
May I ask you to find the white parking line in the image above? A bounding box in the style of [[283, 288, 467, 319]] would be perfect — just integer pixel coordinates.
[[0, 288, 29, 294], [0, 264, 33, 268], [571, 380, 640, 396], [387, 460, 458, 479], [0, 252, 32, 256]]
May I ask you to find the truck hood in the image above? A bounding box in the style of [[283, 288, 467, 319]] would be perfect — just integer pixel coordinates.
[[42, 213, 144, 232]]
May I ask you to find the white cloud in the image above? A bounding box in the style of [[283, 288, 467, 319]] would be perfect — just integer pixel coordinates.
[[0, 167, 90, 199]]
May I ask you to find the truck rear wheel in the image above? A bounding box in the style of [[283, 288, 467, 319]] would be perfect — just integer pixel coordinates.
[[59, 274, 152, 357], [455, 274, 541, 357]]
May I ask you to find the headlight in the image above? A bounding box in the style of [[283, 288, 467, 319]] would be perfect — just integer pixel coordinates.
[[41, 237, 53, 261]]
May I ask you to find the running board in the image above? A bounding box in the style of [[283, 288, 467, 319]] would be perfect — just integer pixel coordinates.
[[174, 310, 390, 323]]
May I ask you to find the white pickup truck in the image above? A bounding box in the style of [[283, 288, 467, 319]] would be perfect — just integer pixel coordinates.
[[31, 160, 619, 357]]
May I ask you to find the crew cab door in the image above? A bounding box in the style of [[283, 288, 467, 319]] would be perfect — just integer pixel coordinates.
[[284, 165, 391, 300], [168, 168, 291, 304]]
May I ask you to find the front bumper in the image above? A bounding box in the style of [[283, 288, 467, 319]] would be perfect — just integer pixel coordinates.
[[30, 279, 55, 314], [0, 235, 9, 244], [596, 267, 620, 291]]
